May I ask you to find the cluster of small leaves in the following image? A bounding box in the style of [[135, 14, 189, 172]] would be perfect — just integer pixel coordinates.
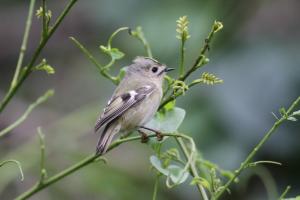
[[36, 6, 52, 20], [33, 59, 55, 74], [192, 72, 223, 85], [176, 16, 191, 41], [272, 107, 300, 122]]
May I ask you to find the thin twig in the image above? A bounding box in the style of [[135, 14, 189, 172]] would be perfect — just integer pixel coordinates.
[[37, 127, 47, 185], [152, 174, 160, 200], [0, 159, 24, 181], [213, 96, 300, 200], [0, 0, 78, 113], [41, 0, 47, 38], [69, 37, 118, 84], [10, 0, 36, 90], [278, 185, 291, 200], [14, 133, 191, 200], [0, 90, 54, 138], [179, 21, 221, 82], [175, 137, 209, 200], [159, 21, 222, 110]]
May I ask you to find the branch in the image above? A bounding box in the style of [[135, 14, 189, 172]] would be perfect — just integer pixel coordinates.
[[69, 37, 118, 84], [15, 133, 191, 200], [0, 0, 78, 113], [175, 137, 209, 200], [37, 127, 47, 185], [179, 21, 223, 82], [129, 26, 153, 58], [159, 21, 223, 110], [0, 159, 24, 181], [0, 90, 54, 138], [213, 96, 300, 200], [10, 0, 36, 90]]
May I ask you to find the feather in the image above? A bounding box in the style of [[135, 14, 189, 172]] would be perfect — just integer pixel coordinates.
[[94, 85, 155, 155], [94, 85, 154, 132]]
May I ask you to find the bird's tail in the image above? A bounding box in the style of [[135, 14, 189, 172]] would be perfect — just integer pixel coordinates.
[[96, 123, 120, 155]]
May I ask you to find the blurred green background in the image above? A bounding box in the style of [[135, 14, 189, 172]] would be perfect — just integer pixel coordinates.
[[1, 0, 300, 199]]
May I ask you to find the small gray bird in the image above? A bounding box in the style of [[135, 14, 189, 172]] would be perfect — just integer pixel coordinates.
[[95, 56, 174, 155]]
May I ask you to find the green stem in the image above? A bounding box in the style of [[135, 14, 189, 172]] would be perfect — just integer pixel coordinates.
[[179, 39, 185, 77], [42, 0, 47, 38], [107, 27, 129, 48], [152, 174, 160, 200], [179, 22, 219, 82], [37, 127, 47, 184], [69, 37, 118, 84], [159, 21, 222, 110], [159, 80, 198, 110], [213, 96, 300, 200], [130, 27, 152, 58], [0, 159, 24, 181], [0, 90, 54, 138], [0, 0, 78, 113], [278, 185, 291, 200], [175, 137, 209, 200], [10, 0, 36, 90], [14, 133, 188, 200]]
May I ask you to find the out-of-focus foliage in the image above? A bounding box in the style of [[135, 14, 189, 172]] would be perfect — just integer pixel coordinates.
[[1, 0, 300, 200]]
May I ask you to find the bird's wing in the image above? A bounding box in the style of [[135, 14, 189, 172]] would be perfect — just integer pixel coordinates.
[[94, 85, 155, 132]]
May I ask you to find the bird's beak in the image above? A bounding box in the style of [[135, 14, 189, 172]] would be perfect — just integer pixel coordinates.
[[164, 67, 175, 72]]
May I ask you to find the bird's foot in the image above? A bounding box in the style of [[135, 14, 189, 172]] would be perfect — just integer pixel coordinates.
[[138, 129, 149, 143]]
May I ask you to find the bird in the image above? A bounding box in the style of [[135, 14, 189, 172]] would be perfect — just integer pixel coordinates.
[[94, 56, 174, 155]]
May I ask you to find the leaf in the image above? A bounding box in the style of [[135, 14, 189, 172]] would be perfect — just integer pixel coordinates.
[[168, 165, 189, 184], [150, 156, 189, 186], [99, 45, 124, 60], [190, 177, 210, 190], [164, 100, 176, 111], [39, 64, 55, 74], [292, 110, 300, 116], [145, 107, 186, 133], [34, 59, 55, 74], [150, 155, 169, 176], [109, 48, 125, 60], [150, 142, 162, 156], [287, 116, 297, 122], [279, 107, 287, 117], [117, 68, 126, 80], [213, 21, 223, 33]]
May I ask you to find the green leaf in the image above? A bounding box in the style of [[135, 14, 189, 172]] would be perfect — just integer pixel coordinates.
[[117, 68, 126, 80], [190, 177, 210, 190], [99, 46, 124, 60], [292, 110, 300, 116], [109, 48, 125, 60], [146, 107, 185, 132], [167, 165, 189, 184], [287, 116, 297, 122], [150, 155, 169, 176], [150, 156, 189, 185], [164, 100, 176, 111], [280, 107, 287, 117], [34, 59, 55, 74]]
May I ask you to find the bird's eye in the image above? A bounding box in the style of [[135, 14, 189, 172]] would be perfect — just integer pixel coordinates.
[[151, 67, 158, 73]]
